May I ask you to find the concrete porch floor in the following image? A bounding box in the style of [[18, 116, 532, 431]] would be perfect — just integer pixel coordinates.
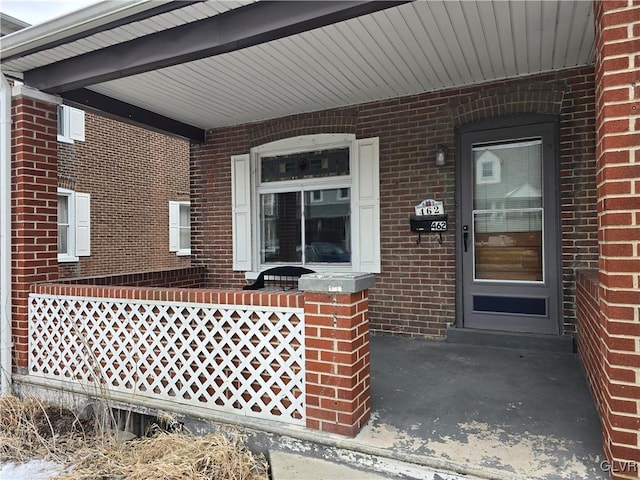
[[355, 333, 606, 479]]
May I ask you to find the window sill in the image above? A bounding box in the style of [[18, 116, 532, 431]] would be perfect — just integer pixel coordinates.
[[58, 254, 79, 263], [57, 134, 74, 144], [176, 250, 191, 257]]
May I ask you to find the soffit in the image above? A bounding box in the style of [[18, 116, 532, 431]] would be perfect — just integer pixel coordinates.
[[1, 0, 595, 133]]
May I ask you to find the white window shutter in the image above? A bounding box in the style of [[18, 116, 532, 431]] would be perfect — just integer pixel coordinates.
[[169, 201, 180, 252], [232, 153, 252, 271], [75, 192, 91, 257], [352, 137, 381, 273], [68, 107, 85, 141]]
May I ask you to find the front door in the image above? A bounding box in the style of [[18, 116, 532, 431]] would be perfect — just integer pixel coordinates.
[[458, 116, 560, 334]]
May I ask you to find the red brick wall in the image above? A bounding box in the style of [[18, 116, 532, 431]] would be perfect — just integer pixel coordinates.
[[304, 291, 370, 436], [575, 270, 610, 451], [11, 91, 59, 370], [57, 112, 190, 279], [55, 266, 206, 288], [191, 67, 598, 337], [590, 1, 640, 477]]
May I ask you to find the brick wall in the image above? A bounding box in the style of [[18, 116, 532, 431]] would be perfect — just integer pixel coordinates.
[[55, 266, 207, 288], [30, 280, 371, 436], [57, 112, 190, 279], [191, 67, 598, 337], [590, 1, 640, 477], [575, 270, 610, 453], [11, 89, 59, 370], [304, 291, 370, 436]]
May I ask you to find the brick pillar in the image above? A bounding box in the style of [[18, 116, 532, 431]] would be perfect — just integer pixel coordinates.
[[594, 1, 640, 478], [11, 86, 59, 371], [300, 273, 374, 436]]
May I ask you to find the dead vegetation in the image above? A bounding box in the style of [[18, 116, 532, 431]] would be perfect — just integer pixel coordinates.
[[0, 395, 269, 480]]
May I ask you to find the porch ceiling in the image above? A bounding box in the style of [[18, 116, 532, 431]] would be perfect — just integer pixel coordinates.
[[1, 0, 595, 141]]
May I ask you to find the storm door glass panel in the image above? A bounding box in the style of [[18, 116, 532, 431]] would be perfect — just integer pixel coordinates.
[[473, 140, 543, 282], [260, 192, 301, 263], [304, 188, 351, 263]]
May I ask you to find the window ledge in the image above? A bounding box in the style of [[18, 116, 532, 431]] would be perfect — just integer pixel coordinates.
[[58, 254, 79, 263], [57, 134, 74, 144], [176, 249, 191, 257]]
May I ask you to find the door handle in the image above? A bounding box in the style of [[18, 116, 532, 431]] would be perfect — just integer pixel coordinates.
[[463, 225, 469, 252]]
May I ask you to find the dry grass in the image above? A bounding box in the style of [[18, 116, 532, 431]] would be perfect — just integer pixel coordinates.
[[0, 395, 269, 480], [0, 395, 95, 464]]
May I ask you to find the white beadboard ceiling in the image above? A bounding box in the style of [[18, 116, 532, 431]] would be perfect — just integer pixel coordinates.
[[1, 0, 595, 132]]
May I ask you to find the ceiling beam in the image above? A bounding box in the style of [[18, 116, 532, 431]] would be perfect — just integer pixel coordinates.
[[24, 1, 410, 94], [63, 88, 206, 143]]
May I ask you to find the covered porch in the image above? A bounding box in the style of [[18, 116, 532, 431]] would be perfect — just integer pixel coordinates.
[[1, 1, 639, 478], [13, 266, 605, 479]]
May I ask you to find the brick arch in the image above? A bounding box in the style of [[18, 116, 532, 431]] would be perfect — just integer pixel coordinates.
[[451, 82, 566, 127], [248, 108, 357, 147]]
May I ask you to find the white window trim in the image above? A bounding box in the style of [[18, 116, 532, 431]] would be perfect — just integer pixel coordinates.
[[169, 200, 191, 256], [232, 133, 380, 276]]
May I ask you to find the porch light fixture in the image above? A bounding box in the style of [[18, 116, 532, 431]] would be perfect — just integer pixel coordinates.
[[435, 146, 447, 166]]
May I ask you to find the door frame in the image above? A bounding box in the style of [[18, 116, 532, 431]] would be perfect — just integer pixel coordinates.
[[454, 113, 563, 333]]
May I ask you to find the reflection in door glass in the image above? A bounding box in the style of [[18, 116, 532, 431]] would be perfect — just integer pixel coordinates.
[[472, 140, 543, 282]]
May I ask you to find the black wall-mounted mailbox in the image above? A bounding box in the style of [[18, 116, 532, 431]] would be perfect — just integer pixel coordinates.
[[409, 214, 448, 244], [410, 214, 448, 232]]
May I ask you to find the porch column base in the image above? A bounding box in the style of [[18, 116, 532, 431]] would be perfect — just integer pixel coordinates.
[[300, 273, 375, 436]]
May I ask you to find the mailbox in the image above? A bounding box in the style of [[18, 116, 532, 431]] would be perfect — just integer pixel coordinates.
[[410, 214, 448, 244]]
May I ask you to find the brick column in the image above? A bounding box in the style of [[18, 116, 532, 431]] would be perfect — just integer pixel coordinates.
[[11, 86, 59, 371], [594, 1, 640, 477], [300, 273, 374, 436]]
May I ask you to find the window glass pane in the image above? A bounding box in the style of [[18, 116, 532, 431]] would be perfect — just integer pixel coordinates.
[[261, 148, 349, 182], [58, 195, 69, 254], [179, 204, 190, 226], [57, 106, 65, 135], [260, 192, 301, 263], [304, 188, 351, 263], [473, 140, 542, 211], [58, 226, 68, 254], [179, 228, 190, 250], [178, 204, 190, 250]]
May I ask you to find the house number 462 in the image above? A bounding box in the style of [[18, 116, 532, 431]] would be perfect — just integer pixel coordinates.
[[431, 221, 447, 231]]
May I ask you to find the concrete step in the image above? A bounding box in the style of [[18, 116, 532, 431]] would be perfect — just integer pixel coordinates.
[[445, 326, 574, 353]]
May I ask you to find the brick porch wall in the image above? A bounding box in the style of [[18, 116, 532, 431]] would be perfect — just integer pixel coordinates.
[[11, 87, 59, 370], [55, 266, 207, 288], [591, 1, 640, 477], [57, 112, 190, 279], [191, 66, 598, 337], [30, 281, 371, 436]]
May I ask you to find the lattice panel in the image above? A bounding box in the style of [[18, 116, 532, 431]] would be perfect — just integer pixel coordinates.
[[29, 294, 305, 425]]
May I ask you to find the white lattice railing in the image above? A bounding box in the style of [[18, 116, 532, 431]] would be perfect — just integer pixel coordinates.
[[29, 294, 305, 425]]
